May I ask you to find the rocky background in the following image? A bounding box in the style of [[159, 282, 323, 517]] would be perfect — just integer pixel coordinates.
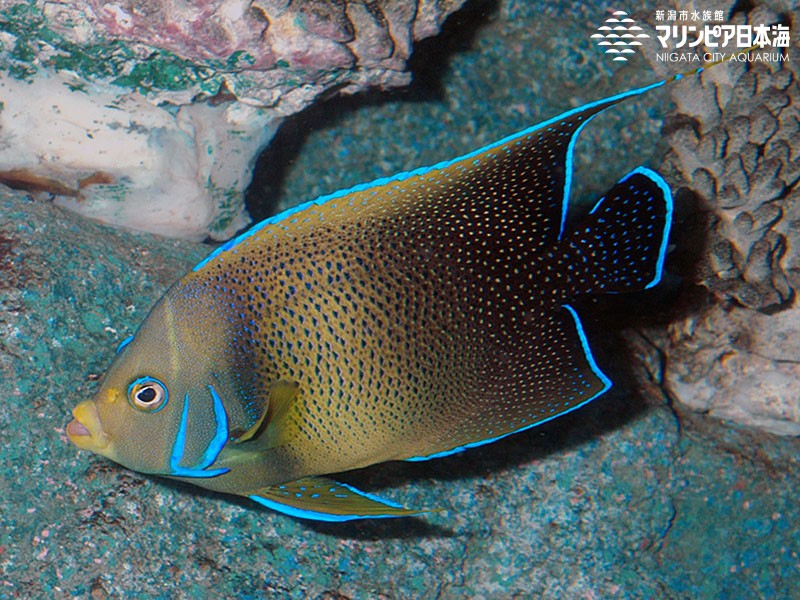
[[0, 0, 467, 239], [0, 0, 799, 597], [653, 2, 800, 436]]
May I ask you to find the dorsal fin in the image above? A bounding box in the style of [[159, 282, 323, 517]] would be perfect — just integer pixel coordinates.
[[190, 81, 667, 274]]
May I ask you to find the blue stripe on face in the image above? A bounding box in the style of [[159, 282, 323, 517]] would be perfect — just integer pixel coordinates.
[[115, 335, 134, 354], [194, 385, 229, 470], [168, 391, 230, 478], [168, 394, 191, 473]]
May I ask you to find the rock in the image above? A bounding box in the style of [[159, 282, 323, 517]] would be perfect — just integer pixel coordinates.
[[664, 302, 800, 436], [655, 4, 800, 435], [0, 69, 276, 240], [0, 0, 467, 240]]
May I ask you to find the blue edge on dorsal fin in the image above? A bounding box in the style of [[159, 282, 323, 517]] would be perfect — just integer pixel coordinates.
[[193, 79, 668, 273]]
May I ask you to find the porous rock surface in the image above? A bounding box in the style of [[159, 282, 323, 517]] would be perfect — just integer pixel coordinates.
[[655, 4, 800, 435], [0, 0, 466, 240]]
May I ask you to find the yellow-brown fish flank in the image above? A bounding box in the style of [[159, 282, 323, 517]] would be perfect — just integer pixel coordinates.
[[68, 80, 673, 521], [179, 85, 667, 471]]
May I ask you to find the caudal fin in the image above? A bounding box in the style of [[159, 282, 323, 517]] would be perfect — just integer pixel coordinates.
[[562, 166, 673, 296]]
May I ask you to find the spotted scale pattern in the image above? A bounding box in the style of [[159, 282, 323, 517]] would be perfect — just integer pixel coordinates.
[[563, 169, 672, 295], [167, 89, 672, 478]]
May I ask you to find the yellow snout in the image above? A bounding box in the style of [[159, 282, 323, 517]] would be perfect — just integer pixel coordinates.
[[67, 400, 111, 453]]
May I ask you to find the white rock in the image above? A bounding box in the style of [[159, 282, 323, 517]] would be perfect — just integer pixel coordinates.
[[0, 69, 276, 240]]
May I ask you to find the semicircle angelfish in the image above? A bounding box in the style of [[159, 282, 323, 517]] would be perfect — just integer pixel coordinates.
[[66, 79, 673, 522]]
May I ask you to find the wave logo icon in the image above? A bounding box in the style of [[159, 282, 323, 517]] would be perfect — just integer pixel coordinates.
[[591, 10, 650, 62]]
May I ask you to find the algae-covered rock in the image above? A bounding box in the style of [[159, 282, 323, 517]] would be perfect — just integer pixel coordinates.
[[0, 0, 467, 240], [655, 4, 800, 436]]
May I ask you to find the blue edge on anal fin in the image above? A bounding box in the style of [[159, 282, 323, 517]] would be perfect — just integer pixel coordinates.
[[249, 482, 410, 522], [248, 495, 403, 523], [405, 303, 613, 462], [248, 495, 349, 522]]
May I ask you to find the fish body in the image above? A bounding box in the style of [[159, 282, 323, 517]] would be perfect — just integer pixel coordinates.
[[67, 81, 673, 521]]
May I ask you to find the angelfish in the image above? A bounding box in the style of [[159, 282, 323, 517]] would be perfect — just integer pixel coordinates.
[[67, 80, 673, 521]]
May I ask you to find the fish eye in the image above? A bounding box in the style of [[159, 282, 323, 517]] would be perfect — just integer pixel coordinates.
[[127, 377, 169, 412]]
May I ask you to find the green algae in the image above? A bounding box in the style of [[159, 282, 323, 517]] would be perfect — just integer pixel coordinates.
[[0, 2, 224, 96], [110, 54, 218, 95], [206, 179, 246, 236]]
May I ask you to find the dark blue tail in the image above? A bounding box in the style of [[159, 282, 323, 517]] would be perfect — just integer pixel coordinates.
[[561, 166, 673, 296]]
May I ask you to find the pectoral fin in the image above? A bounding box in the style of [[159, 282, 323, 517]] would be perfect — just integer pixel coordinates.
[[232, 380, 299, 446], [248, 476, 434, 521]]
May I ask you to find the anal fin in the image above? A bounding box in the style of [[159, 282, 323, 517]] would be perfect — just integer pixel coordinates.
[[248, 476, 434, 522], [404, 304, 611, 461]]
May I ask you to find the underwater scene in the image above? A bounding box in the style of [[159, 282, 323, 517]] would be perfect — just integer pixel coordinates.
[[0, 0, 798, 597]]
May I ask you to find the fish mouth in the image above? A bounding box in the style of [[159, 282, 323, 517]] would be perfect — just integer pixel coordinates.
[[67, 400, 111, 453]]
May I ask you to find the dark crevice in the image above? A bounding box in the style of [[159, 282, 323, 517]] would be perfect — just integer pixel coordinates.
[[729, 0, 757, 19], [244, 0, 499, 223]]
